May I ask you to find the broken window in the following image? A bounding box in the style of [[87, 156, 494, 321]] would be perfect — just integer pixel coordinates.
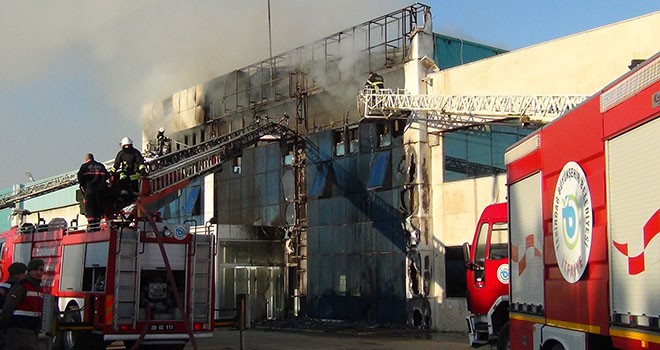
[[334, 129, 345, 157], [348, 127, 359, 154], [377, 122, 392, 148], [184, 186, 201, 216], [233, 156, 242, 174], [309, 162, 332, 198]]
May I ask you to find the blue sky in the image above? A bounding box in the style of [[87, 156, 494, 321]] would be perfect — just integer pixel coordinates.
[[0, 1, 657, 189]]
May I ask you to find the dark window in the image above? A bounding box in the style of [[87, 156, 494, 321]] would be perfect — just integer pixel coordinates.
[[184, 186, 201, 215], [445, 246, 467, 297], [310, 162, 331, 198], [367, 151, 391, 190], [233, 157, 242, 174], [334, 130, 345, 157], [348, 127, 359, 154], [377, 123, 392, 148]]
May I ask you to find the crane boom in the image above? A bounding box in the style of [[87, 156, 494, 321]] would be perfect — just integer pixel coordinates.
[[358, 89, 589, 130]]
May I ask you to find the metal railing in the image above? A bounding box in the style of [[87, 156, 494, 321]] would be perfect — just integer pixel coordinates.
[[358, 89, 589, 130]]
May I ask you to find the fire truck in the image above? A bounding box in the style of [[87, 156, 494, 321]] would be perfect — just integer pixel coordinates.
[[462, 202, 510, 348], [503, 52, 660, 350], [0, 119, 291, 349]]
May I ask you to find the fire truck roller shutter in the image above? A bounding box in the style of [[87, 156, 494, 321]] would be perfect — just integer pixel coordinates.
[[607, 116, 660, 320]]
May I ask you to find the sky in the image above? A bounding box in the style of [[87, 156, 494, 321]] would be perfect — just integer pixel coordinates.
[[0, 1, 657, 189]]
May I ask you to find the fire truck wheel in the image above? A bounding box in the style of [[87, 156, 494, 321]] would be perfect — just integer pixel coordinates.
[[62, 306, 81, 350], [496, 322, 510, 350]]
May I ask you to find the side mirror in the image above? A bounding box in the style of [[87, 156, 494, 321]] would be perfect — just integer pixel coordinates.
[[462, 242, 471, 265]]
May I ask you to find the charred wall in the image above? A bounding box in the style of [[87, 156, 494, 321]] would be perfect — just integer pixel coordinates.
[[215, 141, 291, 227], [306, 121, 408, 322]]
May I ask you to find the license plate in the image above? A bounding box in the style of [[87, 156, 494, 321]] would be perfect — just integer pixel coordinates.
[[149, 324, 175, 331]]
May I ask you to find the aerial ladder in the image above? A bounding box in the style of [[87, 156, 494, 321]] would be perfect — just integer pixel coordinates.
[[0, 119, 293, 212], [357, 88, 590, 176], [139, 118, 294, 212], [358, 88, 589, 131]]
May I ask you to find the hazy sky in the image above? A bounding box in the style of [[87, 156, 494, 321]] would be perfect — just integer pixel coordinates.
[[0, 1, 657, 189]]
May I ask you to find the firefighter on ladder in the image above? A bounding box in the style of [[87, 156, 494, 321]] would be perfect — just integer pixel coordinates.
[[156, 127, 172, 156], [77, 153, 109, 230], [364, 71, 385, 115], [109, 137, 147, 206], [364, 71, 385, 93], [0, 259, 45, 350]]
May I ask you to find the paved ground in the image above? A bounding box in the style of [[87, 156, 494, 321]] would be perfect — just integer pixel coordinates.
[[178, 327, 474, 350]]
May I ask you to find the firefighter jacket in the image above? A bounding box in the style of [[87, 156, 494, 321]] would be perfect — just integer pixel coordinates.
[[0, 276, 43, 330], [365, 73, 384, 91], [77, 159, 109, 190], [111, 146, 146, 180], [0, 277, 20, 311]]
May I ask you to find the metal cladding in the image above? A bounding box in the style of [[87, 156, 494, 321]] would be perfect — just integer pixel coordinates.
[[306, 123, 407, 322]]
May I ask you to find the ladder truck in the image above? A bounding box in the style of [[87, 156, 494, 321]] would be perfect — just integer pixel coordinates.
[[0, 119, 292, 350], [502, 52, 660, 350]]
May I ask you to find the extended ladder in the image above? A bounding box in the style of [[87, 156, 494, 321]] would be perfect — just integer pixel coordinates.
[[142, 119, 292, 198], [0, 160, 114, 210], [358, 89, 589, 130], [0, 121, 292, 211]]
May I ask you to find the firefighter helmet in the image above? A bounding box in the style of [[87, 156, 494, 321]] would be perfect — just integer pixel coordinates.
[[120, 137, 133, 146]]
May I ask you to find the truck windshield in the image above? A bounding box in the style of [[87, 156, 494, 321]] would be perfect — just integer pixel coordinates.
[[489, 222, 508, 260]]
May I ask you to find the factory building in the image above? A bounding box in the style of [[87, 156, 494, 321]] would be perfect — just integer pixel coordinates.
[[2, 4, 657, 332]]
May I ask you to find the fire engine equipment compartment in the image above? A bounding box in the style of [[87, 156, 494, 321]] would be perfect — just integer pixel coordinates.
[[138, 242, 187, 321]]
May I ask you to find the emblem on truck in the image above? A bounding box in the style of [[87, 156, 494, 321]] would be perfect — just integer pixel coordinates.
[[496, 264, 510, 284], [552, 161, 593, 283]]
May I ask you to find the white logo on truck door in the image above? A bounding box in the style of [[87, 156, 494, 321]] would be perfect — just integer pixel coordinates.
[[497, 264, 510, 284], [552, 161, 593, 283]]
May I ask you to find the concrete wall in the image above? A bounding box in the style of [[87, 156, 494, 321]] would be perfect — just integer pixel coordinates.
[[428, 12, 660, 95]]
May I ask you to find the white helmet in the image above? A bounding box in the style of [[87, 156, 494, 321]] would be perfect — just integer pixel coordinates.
[[120, 137, 133, 146], [158, 127, 165, 133]]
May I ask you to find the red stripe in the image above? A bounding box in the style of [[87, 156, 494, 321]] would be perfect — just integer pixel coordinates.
[[612, 209, 660, 275], [643, 209, 660, 248]]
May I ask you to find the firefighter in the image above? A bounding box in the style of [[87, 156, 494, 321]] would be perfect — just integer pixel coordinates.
[[0, 263, 26, 350], [0, 263, 27, 310], [156, 127, 171, 156], [109, 137, 147, 204], [364, 71, 385, 93], [77, 153, 109, 230], [0, 259, 44, 350]]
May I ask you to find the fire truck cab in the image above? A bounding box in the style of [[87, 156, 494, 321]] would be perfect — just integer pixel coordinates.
[[0, 212, 214, 350], [463, 202, 510, 348]]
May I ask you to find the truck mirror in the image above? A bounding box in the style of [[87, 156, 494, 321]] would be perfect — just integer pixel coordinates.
[[462, 242, 471, 265]]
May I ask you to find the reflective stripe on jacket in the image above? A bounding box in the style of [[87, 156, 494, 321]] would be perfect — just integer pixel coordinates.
[[10, 280, 44, 330]]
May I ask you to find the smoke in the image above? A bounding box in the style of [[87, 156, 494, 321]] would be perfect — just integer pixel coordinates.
[[0, 0, 410, 187]]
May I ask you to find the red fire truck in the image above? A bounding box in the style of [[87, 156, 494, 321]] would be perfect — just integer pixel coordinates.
[[0, 208, 214, 350], [503, 52, 660, 349], [0, 120, 287, 350], [463, 202, 510, 348]]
